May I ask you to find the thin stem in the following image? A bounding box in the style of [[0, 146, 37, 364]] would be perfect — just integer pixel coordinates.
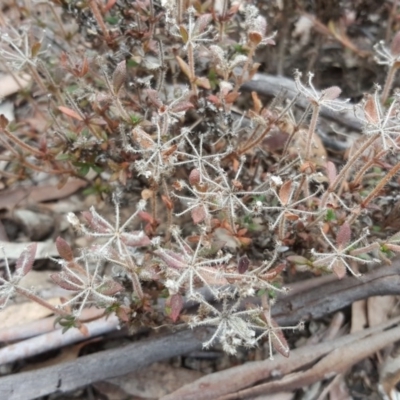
[[361, 160, 400, 208], [0, 127, 43, 156], [351, 148, 387, 188], [27, 63, 47, 94], [15, 286, 70, 317], [187, 42, 198, 96], [381, 64, 399, 104], [151, 182, 158, 225], [305, 103, 320, 161], [89, 0, 110, 41], [321, 133, 380, 209], [162, 178, 173, 243]]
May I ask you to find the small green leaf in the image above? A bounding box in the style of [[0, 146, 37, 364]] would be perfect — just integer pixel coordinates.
[[127, 59, 139, 68], [78, 164, 90, 176], [129, 114, 142, 125], [105, 16, 119, 25], [325, 209, 336, 221], [56, 153, 71, 161]]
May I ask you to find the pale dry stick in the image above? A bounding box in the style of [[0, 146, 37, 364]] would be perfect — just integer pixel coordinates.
[[220, 318, 400, 399], [160, 316, 400, 400], [315, 373, 346, 400], [0, 314, 119, 365], [0, 308, 107, 343], [0, 327, 214, 400], [320, 311, 345, 342], [241, 73, 363, 132]]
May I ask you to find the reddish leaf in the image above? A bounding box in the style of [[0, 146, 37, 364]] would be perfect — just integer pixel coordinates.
[[238, 255, 250, 274], [81, 211, 110, 233], [162, 144, 178, 158], [195, 76, 211, 90], [50, 272, 81, 291], [116, 305, 130, 322], [224, 91, 240, 104], [161, 195, 174, 210], [248, 31, 263, 46], [336, 222, 351, 248], [138, 211, 156, 225], [97, 279, 124, 296], [58, 106, 84, 121], [285, 212, 299, 221], [170, 101, 194, 113], [121, 231, 151, 247], [0, 114, 9, 129], [15, 243, 37, 277], [155, 249, 185, 269], [56, 237, 74, 261], [322, 86, 341, 100], [207, 94, 220, 105], [364, 94, 378, 124], [326, 161, 337, 185], [170, 293, 184, 322], [260, 263, 286, 280], [191, 205, 206, 224], [146, 89, 163, 108], [79, 323, 89, 336], [132, 127, 154, 149], [333, 259, 347, 279], [0, 296, 8, 308], [195, 14, 212, 33], [112, 60, 127, 94], [176, 56, 191, 79], [279, 180, 292, 205]]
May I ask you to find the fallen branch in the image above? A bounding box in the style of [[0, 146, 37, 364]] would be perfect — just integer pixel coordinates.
[[0, 307, 107, 343], [1, 261, 399, 399], [241, 73, 362, 132], [0, 327, 213, 400], [273, 261, 400, 326], [160, 316, 400, 400], [0, 314, 119, 365], [219, 317, 400, 399]]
